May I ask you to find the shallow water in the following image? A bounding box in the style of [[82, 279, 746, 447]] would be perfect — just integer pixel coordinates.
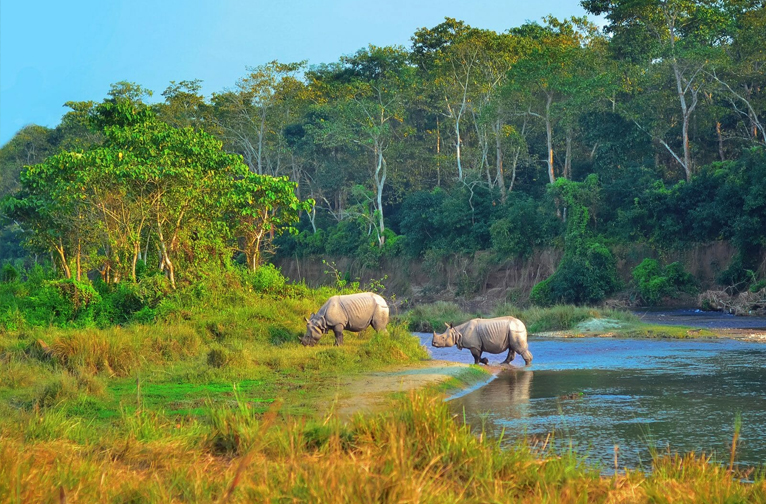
[[416, 333, 766, 471]]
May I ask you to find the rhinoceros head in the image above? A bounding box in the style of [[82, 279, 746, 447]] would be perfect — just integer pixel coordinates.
[[432, 323, 459, 348], [301, 313, 325, 346]]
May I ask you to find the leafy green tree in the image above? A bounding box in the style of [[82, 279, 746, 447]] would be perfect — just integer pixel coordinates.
[[227, 173, 313, 270], [583, 0, 741, 180]]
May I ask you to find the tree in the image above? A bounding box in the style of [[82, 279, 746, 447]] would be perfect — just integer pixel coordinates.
[[212, 61, 307, 175], [156, 79, 209, 129], [227, 173, 313, 270], [583, 0, 737, 181], [307, 46, 413, 247], [507, 18, 599, 184]]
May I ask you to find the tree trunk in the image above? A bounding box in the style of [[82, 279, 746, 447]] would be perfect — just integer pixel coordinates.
[[494, 118, 506, 201], [436, 117, 441, 187], [374, 149, 387, 248], [564, 128, 573, 180], [545, 94, 555, 184], [76, 240, 82, 282], [717, 121, 725, 161], [54, 240, 71, 279], [455, 117, 463, 181], [132, 241, 140, 282], [156, 218, 176, 289]]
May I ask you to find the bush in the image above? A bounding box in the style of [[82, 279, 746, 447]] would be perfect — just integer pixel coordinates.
[[531, 242, 620, 306], [249, 263, 287, 294], [406, 302, 473, 332], [632, 258, 697, 305], [1, 262, 19, 283], [325, 220, 366, 256], [490, 194, 561, 258]]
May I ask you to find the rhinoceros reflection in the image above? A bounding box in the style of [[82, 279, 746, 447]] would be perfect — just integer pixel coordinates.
[[456, 370, 533, 421]]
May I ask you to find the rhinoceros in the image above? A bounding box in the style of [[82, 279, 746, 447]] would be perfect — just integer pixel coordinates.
[[301, 292, 389, 346], [431, 316, 532, 366]]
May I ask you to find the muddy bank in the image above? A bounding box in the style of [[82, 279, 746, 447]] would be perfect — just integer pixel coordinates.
[[331, 360, 490, 419], [276, 242, 738, 311]]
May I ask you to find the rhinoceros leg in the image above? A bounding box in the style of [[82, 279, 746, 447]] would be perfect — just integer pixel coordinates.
[[332, 325, 344, 346], [503, 348, 516, 364], [470, 348, 488, 365]]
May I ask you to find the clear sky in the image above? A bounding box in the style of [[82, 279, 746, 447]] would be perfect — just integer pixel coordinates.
[[0, 0, 596, 146]]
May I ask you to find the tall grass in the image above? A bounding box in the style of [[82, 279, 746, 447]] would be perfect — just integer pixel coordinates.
[[2, 391, 763, 503], [405, 301, 476, 332], [405, 301, 640, 334], [493, 303, 640, 333]]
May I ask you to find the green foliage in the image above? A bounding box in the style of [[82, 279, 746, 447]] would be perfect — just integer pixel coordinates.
[[632, 259, 697, 305], [490, 193, 561, 258], [3, 6, 766, 305], [1, 262, 19, 283], [531, 177, 620, 306], [405, 301, 474, 332], [247, 263, 287, 294]]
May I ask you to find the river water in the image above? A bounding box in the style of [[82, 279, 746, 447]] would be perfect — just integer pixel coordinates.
[[415, 321, 766, 471]]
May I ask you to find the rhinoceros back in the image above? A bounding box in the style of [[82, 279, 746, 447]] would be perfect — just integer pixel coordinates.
[[458, 316, 529, 355], [321, 292, 389, 333]]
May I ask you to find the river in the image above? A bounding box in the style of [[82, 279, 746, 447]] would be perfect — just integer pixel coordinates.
[[415, 313, 766, 472]]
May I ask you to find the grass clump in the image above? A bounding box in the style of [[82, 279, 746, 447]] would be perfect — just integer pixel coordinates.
[[405, 301, 474, 332]]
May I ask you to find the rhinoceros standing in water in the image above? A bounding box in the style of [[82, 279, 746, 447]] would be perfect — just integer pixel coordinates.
[[432, 316, 533, 366], [301, 292, 389, 346]]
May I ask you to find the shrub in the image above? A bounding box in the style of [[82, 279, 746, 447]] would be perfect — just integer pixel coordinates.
[[249, 263, 287, 294], [490, 194, 561, 258], [406, 302, 473, 332], [632, 258, 697, 305], [531, 242, 620, 306], [1, 262, 19, 283]]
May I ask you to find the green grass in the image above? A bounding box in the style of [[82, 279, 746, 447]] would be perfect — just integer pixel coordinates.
[[2, 390, 764, 503], [405, 301, 721, 340], [405, 301, 477, 332], [1, 283, 756, 502], [405, 301, 641, 334]]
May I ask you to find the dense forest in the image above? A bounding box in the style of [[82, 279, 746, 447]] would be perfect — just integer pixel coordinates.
[[1, 1, 765, 315]]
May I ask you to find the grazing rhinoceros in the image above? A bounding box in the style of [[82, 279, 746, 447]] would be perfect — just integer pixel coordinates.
[[432, 316, 532, 366], [301, 292, 389, 346]]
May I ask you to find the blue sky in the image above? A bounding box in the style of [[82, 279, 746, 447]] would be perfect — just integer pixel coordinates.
[[1, 0, 595, 146]]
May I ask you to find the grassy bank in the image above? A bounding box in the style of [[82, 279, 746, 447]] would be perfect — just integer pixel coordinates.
[[406, 301, 720, 339], [0, 278, 754, 503], [406, 301, 638, 333], [2, 390, 763, 503]]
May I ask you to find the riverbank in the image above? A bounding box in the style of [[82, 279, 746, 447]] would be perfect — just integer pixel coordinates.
[[4, 296, 766, 502]]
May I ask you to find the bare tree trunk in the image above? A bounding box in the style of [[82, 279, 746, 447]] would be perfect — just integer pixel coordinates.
[[132, 241, 140, 282], [54, 239, 71, 279], [436, 117, 441, 187], [257, 112, 266, 175], [717, 121, 725, 161], [545, 94, 555, 184], [76, 240, 81, 282], [455, 116, 463, 181], [156, 217, 175, 289], [564, 127, 573, 180], [374, 148, 387, 247], [494, 117, 506, 201]]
